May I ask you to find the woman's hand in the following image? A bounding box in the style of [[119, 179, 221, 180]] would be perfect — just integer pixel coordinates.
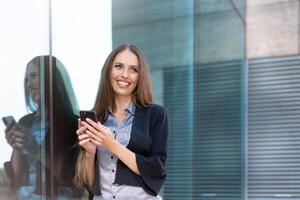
[[76, 119, 96, 157], [82, 118, 117, 153], [5, 123, 39, 156], [5, 123, 22, 149], [83, 119, 140, 175]]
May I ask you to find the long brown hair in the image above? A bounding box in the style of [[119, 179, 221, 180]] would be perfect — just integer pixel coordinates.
[[25, 56, 80, 195], [74, 44, 153, 187]]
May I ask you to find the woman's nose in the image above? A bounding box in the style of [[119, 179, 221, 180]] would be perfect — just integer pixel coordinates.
[[121, 68, 129, 78]]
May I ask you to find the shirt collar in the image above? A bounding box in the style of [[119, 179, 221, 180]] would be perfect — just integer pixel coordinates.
[[107, 102, 136, 116], [125, 102, 136, 116]]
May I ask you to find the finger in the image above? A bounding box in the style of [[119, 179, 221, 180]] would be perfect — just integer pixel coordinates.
[[5, 123, 15, 133], [86, 119, 111, 136], [87, 119, 110, 133], [14, 137, 23, 143], [90, 138, 101, 147], [11, 127, 27, 139], [76, 126, 87, 135], [86, 130, 102, 142], [8, 131, 25, 145], [13, 130, 25, 138], [7, 132, 18, 144], [78, 118, 81, 129], [78, 133, 90, 141], [80, 120, 87, 127], [13, 142, 23, 149], [79, 138, 90, 146], [86, 119, 108, 133], [5, 125, 17, 138], [11, 137, 23, 148], [5, 129, 14, 140], [82, 121, 99, 135]]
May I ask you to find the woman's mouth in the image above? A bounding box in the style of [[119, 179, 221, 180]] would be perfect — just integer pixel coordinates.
[[31, 89, 39, 95], [117, 80, 130, 87]]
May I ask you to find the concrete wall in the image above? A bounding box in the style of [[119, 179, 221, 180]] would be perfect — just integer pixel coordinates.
[[247, 0, 300, 58]]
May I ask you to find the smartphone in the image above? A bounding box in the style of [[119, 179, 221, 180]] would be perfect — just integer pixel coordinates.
[[79, 110, 96, 122], [2, 116, 16, 127]]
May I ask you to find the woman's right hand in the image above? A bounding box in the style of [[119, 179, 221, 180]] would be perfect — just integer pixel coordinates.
[[5, 124, 22, 149], [76, 119, 96, 156], [5, 123, 39, 156]]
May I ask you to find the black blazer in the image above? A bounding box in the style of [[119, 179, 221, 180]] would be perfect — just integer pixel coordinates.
[[92, 103, 170, 197]]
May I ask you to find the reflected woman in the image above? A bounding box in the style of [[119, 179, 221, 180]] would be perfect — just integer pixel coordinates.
[[74, 44, 169, 200], [4, 56, 82, 199]]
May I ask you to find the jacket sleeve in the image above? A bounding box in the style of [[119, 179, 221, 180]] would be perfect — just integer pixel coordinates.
[[4, 150, 29, 192], [135, 106, 169, 196]]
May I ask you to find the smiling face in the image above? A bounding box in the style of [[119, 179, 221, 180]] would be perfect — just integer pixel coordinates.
[[25, 62, 40, 104], [110, 49, 139, 99]]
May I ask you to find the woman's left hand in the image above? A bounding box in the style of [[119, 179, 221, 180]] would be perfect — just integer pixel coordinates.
[[81, 118, 117, 152], [83, 120, 140, 175]]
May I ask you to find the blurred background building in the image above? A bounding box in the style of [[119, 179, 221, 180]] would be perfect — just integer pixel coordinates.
[[1, 0, 300, 199]]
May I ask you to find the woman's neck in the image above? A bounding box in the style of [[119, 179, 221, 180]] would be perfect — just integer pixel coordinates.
[[114, 95, 132, 113]]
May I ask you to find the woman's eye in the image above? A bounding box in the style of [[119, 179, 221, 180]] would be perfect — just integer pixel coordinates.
[[29, 72, 37, 77], [114, 64, 122, 69], [130, 67, 138, 73]]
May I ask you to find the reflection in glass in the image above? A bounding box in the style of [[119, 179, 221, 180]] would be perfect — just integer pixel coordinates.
[[3, 56, 82, 199]]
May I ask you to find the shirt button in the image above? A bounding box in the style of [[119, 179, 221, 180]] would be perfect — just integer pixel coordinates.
[[113, 196, 116, 199], [112, 169, 115, 173], [111, 156, 114, 159], [113, 130, 116, 134]]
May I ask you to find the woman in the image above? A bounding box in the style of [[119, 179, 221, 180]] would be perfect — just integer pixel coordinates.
[[74, 44, 169, 200], [4, 56, 82, 199]]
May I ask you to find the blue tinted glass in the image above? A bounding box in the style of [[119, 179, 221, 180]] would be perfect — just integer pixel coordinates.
[[112, 0, 245, 199]]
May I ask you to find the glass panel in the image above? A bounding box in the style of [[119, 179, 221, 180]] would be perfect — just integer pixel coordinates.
[[43, 56, 83, 199], [112, 0, 194, 199], [0, 1, 50, 199], [112, 0, 246, 199], [51, 1, 112, 199], [1, 0, 247, 199], [195, 0, 246, 199]]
